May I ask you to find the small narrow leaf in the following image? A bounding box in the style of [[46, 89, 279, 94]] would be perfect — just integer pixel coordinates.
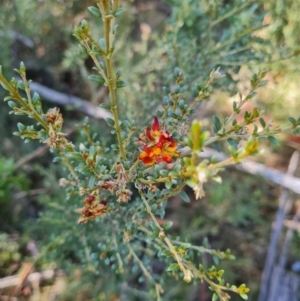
[[89, 176, 96, 188], [99, 38, 106, 50], [240, 294, 248, 300], [116, 68, 122, 77], [212, 115, 222, 132], [8, 101, 16, 108], [88, 75, 105, 84], [179, 191, 190, 203], [116, 80, 127, 88], [159, 170, 169, 177], [268, 136, 277, 145], [167, 263, 179, 272], [165, 181, 172, 189], [17, 81, 26, 90], [113, 7, 126, 17], [259, 117, 266, 128], [88, 6, 101, 17], [32, 92, 40, 105], [288, 116, 296, 125], [227, 138, 238, 149], [99, 103, 111, 110], [163, 221, 173, 231], [212, 293, 219, 301], [17, 123, 26, 131], [106, 118, 115, 127]]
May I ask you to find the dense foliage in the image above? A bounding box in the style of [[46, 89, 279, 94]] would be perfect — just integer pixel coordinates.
[[1, 1, 300, 301]]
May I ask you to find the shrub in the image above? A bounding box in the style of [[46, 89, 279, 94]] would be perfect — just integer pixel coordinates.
[[1, 1, 300, 300]]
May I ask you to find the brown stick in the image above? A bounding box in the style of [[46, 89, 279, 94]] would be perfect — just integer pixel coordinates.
[[258, 151, 299, 301], [29, 81, 111, 120], [196, 147, 300, 194], [267, 201, 300, 301], [0, 269, 61, 290]]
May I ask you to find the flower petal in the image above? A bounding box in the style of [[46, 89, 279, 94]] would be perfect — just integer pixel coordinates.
[[152, 116, 160, 131], [138, 151, 148, 159], [142, 156, 155, 165], [162, 152, 172, 163], [153, 146, 162, 155], [146, 127, 154, 140]]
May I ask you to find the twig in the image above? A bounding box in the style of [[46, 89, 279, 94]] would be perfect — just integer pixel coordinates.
[[0, 30, 34, 47], [127, 244, 163, 301], [29, 81, 111, 119], [258, 151, 300, 301], [267, 200, 300, 301], [192, 147, 300, 194], [8, 263, 32, 298], [14, 145, 49, 170], [0, 269, 61, 290], [13, 188, 51, 200]]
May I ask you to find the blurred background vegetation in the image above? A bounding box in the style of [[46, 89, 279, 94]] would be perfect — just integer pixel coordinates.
[[0, 0, 300, 300]]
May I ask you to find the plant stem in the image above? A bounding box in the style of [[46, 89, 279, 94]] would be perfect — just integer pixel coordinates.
[[103, 16, 126, 160], [210, 0, 256, 27], [127, 243, 163, 301], [0, 73, 48, 130], [61, 154, 79, 182], [140, 193, 190, 281], [113, 235, 124, 274], [157, 180, 186, 205]]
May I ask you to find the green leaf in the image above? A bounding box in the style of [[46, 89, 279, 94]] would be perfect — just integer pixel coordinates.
[[178, 244, 190, 252], [32, 92, 40, 105], [240, 294, 248, 300], [163, 221, 173, 230], [116, 68, 122, 77], [246, 91, 257, 99], [105, 118, 115, 127], [212, 115, 222, 133], [163, 96, 169, 105], [258, 79, 268, 87], [288, 116, 296, 125], [17, 123, 26, 131], [179, 191, 190, 203], [227, 138, 237, 149], [293, 128, 300, 136], [99, 38, 106, 50], [3, 96, 13, 101], [88, 75, 105, 84], [88, 6, 101, 18], [268, 136, 277, 145], [2, 80, 11, 91], [99, 103, 111, 110], [79, 143, 88, 152], [19, 61, 26, 73], [212, 255, 219, 265], [8, 101, 16, 108], [88, 176, 96, 188], [113, 7, 126, 17], [161, 250, 173, 257], [17, 81, 25, 90], [168, 112, 178, 119], [159, 170, 169, 177], [116, 80, 127, 88], [165, 181, 172, 189], [259, 117, 266, 128], [120, 120, 129, 129], [167, 263, 179, 272], [212, 293, 219, 301]]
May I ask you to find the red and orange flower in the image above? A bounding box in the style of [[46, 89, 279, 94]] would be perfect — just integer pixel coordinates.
[[138, 117, 179, 166]]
